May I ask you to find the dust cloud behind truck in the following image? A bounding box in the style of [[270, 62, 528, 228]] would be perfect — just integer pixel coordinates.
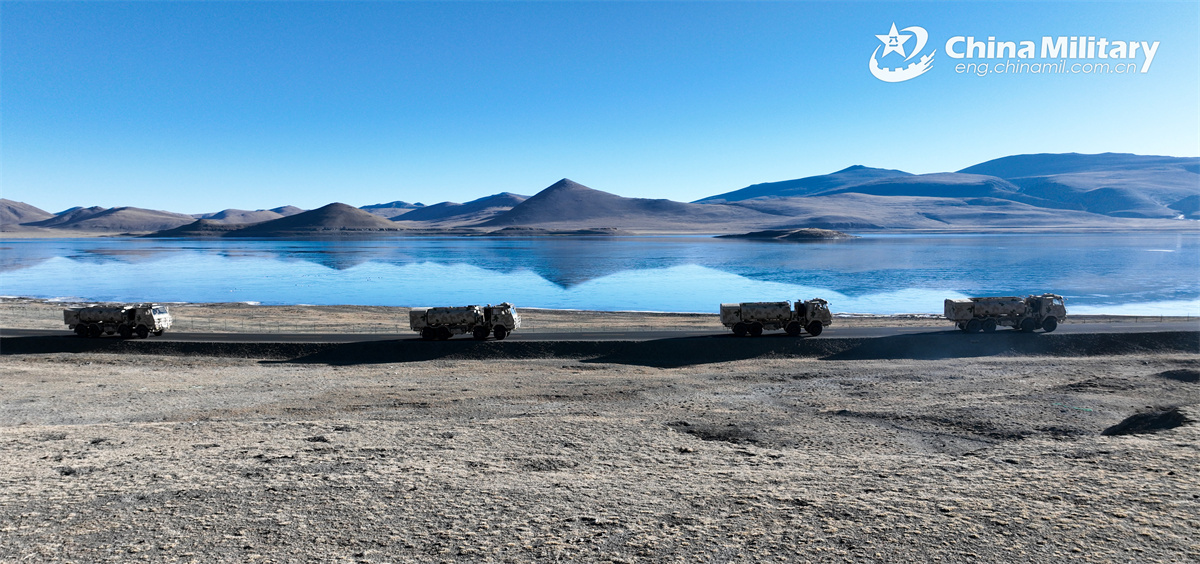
[[720, 299, 832, 337], [409, 303, 521, 341], [64, 304, 173, 338], [944, 293, 1066, 333]]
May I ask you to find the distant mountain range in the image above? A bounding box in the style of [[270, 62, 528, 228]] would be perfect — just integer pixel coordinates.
[[959, 153, 1198, 218], [2, 152, 1196, 236], [702, 153, 1199, 221]]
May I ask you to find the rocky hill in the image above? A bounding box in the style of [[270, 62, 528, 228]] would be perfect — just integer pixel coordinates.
[[0, 199, 54, 231], [24, 206, 109, 228], [270, 206, 306, 216], [194, 209, 285, 224], [226, 203, 403, 236], [192, 206, 304, 224], [481, 179, 778, 231], [696, 165, 911, 203], [395, 193, 527, 225], [151, 203, 404, 237], [957, 153, 1200, 219], [695, 153, 1199, 225], [146, 219, 253, 237], [958, 152, 1195, 177], [22, 206, 195, 232], [360, 201, 425, 220]]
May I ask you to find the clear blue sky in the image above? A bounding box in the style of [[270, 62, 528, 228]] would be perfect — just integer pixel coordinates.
[[3, 1, 1197, 213]]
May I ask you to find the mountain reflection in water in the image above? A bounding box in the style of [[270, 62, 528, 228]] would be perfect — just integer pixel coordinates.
[[0, 234, 1196, 315]]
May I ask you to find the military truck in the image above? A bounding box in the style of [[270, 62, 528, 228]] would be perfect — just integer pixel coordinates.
[[64, 304, 173, 339], [409, 303, 521, 341], [720, 299, 832, 337], [944, 293, 1066, 333]]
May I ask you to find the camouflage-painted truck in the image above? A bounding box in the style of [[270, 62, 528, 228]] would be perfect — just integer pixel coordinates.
[[944, 293, 1066, 333], [409, 303, 521, 341], [64, 304, 173, 339], [720, 299, 832, 337]]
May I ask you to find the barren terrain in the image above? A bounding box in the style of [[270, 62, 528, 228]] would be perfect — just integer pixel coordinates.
[[0, 303, 1197, 562], [3, 298, 1192, 335]]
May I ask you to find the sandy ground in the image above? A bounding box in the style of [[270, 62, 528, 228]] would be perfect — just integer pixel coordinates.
[[1, 335, 1197, 561], [3, 298, 1194, 335]]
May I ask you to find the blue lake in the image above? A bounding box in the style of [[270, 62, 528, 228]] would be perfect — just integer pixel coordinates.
[[1, 233, 1197, 315]]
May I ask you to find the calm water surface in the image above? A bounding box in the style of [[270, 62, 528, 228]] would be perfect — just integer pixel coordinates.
[[2, 234, 1197, 314]]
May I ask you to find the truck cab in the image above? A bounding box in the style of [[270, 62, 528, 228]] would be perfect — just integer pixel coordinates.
[[483, 303, 521, 335], [1025, 294, 1066, 323], [143, 305, 173, 332]]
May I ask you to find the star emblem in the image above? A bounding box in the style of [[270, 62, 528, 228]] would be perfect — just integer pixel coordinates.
[[875, 23, 911, 58]]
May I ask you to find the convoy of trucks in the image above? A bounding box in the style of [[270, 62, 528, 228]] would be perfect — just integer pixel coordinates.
[[408, 303, 521, 340], [61, 294, 1070, 340], [63, 304, 173, 339], [719, 299, 833, 337], [944, 293, 1067, 333]]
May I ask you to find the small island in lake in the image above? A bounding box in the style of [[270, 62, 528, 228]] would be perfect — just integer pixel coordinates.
[[478, 226, 632, 237], [716, 228, 858, 241]]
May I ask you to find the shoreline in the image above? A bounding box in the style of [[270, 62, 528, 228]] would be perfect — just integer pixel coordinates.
[[3, 297, 1197, 335], [4, 222, 1200, 239]]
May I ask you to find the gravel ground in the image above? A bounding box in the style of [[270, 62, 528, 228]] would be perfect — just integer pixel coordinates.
[[1, 346, 1197, 562]]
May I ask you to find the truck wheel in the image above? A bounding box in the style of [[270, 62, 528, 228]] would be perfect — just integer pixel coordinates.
[[733, 322, 748, 337], [785, 321, 803, 336], [806, 321, 824, 337], [1041, 317, 1058, 333], [493, 326, 508, 340], [437, 327, 453, 341], [118, 325, 133, 339], [87, 323, 102, 338], [965, 319, 982, 334], [982, 318, 997, 333], [1019, 318, 1036, 332], [74, 325, 87, 337], [749, 323, 763, 337], [154, 330, 164, 336], [421, 327, 436, 341], [473, 326, 490, 340], [136, 325, 150, 339]]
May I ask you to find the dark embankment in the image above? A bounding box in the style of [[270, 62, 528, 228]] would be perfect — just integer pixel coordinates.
[[1101, 407, 1193, 436], [2, 331, 1196, 367]]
